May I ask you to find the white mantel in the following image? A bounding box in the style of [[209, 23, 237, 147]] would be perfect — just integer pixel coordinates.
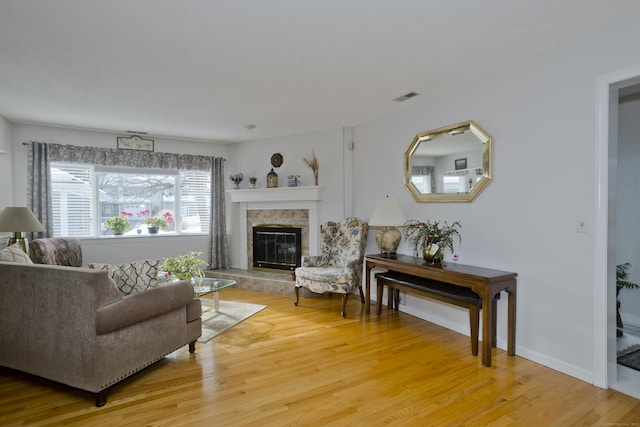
[[228, 186, 324, 269]]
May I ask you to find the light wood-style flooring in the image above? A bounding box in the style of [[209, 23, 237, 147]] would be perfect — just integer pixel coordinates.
[[1, 287, 640, 426]]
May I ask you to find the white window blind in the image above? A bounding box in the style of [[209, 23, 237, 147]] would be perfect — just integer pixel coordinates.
[[51, 164, 94, 236]]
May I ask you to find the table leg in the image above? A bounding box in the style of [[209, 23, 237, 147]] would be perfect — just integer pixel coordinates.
[[507, 285, 517, 356], [214, 290, 220, 312], [365, 263, 373, 315], [481, 290, 493, 367]]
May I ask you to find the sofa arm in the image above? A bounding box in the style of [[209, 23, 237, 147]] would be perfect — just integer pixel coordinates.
[[95, 281, 195, 335]]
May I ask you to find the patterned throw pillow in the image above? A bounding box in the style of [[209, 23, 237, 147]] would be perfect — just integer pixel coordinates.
[[0, 243, 34, 264], [88, 259, 160, 295]]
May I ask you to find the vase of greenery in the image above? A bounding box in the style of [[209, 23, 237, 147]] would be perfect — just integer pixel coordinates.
[[249, 177, 257, 188], [160, 251, 208, 281], [287, 175, 301, 187], [403, 219, 461, 265], [104, 213, 132, 235]]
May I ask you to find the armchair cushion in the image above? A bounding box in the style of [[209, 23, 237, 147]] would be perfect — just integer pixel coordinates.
[[88, 259, 160, 295], [0, 244, 33, 264]]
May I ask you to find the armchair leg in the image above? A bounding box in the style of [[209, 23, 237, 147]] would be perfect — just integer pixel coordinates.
[[189, 341, 196, 353], [341, 293, 349, 318], [358, 285, 365, 303], [294, 286, 300, 306]]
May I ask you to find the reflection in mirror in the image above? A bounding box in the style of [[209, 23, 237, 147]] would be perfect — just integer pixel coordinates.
[[404, 121, 492, 202]]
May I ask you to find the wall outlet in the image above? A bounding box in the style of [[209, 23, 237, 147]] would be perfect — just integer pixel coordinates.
[[398, 290, 406, 306]]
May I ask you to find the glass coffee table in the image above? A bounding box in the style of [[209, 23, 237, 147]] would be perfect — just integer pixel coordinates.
[[191, 277, 236, 312]]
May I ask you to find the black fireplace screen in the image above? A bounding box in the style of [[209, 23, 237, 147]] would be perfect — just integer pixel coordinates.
[[253, 225, 302, 271]]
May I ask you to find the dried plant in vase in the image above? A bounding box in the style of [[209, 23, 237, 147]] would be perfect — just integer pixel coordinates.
[[303, 149, 319, 185]]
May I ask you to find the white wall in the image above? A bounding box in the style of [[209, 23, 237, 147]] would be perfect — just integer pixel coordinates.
[[352, 16, 640, 383], [8, 124, 228, 264], [0, 116, 12, 206]]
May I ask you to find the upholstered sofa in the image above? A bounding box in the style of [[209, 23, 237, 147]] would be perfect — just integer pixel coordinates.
[[0, 246, 202, 406]]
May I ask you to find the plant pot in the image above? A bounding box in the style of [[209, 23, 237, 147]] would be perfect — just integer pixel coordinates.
[[423, 242, 444, 265], [288, 180, 298, 187], [148, 225, 159, 234]]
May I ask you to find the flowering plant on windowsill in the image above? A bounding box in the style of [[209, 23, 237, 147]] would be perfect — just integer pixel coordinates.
[[104, 211, 132, 235], [144, 211, 174, 230]]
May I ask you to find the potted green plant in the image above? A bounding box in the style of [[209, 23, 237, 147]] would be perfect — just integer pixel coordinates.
[[403, 219, 461, 265], [287, 175, 301, 187], [249, 176, 257, 188], [104, 212, 132, 235], [160, 251, 208, 281], [617, 262, 640, 336], [145, 211, 174, 234]]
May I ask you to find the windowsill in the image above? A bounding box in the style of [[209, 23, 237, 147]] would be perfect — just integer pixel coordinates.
[[78, 233, 208, 245]]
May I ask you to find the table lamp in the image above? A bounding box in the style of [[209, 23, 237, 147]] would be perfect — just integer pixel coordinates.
[[0, 206, 46, 255], [368, 196, 407, 257]]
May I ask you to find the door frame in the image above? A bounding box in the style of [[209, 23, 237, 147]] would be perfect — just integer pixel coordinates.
[[594, 64, 640, 388]]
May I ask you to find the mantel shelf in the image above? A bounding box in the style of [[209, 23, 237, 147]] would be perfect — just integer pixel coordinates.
[[227, 186, 324, 203]]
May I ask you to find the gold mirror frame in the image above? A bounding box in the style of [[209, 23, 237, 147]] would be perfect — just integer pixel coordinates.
[[404, 120, 492, 202]]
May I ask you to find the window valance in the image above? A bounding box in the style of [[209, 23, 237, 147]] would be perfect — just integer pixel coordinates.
[[27, 141, 218, 171]]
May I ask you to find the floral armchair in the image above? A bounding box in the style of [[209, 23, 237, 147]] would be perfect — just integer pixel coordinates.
[[294, 217, 368, 317]]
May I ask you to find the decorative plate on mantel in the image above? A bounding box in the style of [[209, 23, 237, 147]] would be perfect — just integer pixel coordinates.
[[271, 153, 283, 168]]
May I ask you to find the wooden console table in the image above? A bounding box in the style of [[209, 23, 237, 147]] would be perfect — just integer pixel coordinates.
[[365, 254, 517, 367]]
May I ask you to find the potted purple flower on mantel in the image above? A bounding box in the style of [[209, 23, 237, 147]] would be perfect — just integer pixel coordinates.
[[229, 172, 244, 189]]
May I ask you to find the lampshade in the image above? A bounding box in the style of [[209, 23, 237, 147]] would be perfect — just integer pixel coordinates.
[[369, 196, 406, 256], [369, 196, 407, 227], [0, 207, 46, 232], [0, 206, 46, 256]]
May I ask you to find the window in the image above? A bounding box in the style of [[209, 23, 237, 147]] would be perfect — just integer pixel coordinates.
[[51, 163, 210, 237]]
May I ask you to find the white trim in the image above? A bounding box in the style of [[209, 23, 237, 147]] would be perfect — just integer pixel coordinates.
[[594, 63, 640, 388]]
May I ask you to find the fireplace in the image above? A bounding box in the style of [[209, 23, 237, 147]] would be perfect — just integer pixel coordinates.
[[227, 186, 323, 270], [252, 225, 302, 271]]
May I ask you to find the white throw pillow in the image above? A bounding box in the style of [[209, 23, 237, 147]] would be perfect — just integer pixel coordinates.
[[88, 259, 160, 295], [0, 243, 33, 264]]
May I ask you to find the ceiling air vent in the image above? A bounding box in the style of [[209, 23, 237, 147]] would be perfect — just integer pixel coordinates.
[[393, 92, 419, 102]]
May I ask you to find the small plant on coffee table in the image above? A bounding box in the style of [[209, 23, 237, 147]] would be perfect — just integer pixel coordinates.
[[160, 251, 208, 281]]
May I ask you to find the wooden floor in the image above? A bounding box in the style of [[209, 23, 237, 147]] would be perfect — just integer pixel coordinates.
[[1, 288, 640, 426]]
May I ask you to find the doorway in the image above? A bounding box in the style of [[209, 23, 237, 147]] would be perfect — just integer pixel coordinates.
[[595, 65, 640, 396]]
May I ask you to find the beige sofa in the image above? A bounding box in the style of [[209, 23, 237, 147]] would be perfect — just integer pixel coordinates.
[[0, 260, 202, 406]]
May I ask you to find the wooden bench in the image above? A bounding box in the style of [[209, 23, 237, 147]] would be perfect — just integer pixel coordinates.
[[375, 271, 498, 356]]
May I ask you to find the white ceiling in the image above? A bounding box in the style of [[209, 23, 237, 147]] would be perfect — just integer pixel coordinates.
[[2, 0, 640, 143]]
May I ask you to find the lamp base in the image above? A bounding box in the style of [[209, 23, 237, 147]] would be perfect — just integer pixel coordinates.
[[375, 227, 401, 257], [7, 232, 29, 256]]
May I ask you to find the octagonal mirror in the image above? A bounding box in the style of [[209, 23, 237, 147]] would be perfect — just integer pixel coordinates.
[[404, 120, 492, 202]]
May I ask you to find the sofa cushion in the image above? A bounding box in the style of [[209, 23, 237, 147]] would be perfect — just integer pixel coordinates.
[[0, 244, 33, 264], [88, 259, 160, 295]]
